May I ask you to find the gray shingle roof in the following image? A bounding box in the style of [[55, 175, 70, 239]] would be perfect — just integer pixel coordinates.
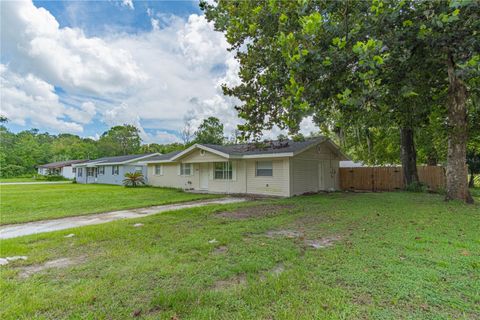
[[38, 160, 87, 168], [203, 137, 326, 156], [80, 153, 158, 165], [142, 150, 183, 162]]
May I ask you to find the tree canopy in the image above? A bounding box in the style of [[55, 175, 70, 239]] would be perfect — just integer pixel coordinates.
[[201, 0, 479, 202]]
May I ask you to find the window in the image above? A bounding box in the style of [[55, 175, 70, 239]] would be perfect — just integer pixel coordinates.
[[72, 168, 76, 173], [155, 165, 163, 175], [98, 166, 105, 175], [87, 167, 94, 177], [135, 166, 143, 173], [180, 163, 192, 176], [214, 162, 233, 180], [112, 165, 119, 175], [77, 168, 83, 177], [256, 161, 273, 176]]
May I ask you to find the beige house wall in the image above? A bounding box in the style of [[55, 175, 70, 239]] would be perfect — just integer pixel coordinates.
[[146, 142, 340, 197]]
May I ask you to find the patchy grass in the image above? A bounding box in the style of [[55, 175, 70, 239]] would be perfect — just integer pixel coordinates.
[[1, 192, 478, 319], [0, 184, 218, 225]]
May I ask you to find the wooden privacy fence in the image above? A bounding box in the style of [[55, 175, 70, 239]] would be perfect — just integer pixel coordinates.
[[339, 166, 446, 192]]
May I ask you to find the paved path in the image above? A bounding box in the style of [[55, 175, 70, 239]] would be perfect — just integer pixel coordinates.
[[0, 181, 72, 185], [0, 198, 248, 239]]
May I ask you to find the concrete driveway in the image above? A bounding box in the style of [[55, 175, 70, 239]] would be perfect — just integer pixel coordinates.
[[0, 197, 248, 239]]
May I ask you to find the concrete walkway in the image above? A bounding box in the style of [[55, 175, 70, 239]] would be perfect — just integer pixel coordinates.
[[0, 181, 72, 185], [0, 197, 248, 239]]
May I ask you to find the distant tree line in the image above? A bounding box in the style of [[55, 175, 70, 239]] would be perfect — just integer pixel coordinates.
[[0, 117, 225, 178]]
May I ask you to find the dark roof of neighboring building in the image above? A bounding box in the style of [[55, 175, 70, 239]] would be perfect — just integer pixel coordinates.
[[79, 153, 158, 165], [202, 137, 327, 156], [38, 160, 86, 168], [142, 150, 183, 162]]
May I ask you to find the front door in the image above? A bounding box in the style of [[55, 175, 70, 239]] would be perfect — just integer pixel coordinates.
[[318, 161, 327, 191], [200, 163, 209, 190]]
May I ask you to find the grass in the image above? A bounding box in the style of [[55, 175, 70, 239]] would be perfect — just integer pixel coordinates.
[[1, 191, 479, 319], [0, 177, 49, 183], [0, 184, 218, 225]]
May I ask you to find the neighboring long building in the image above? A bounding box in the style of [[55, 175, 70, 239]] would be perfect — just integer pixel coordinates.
[[73, 153, 160, 185], [37, 160, 87, 179], [140, 137, 348, 197]]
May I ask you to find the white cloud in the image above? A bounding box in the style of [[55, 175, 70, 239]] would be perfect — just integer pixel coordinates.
[[0, 64, 83, 132], [65, 101, 96, 124], [1, 1, 311, 143], [121, 0, 134, 10], [1, 0, 146, 95]]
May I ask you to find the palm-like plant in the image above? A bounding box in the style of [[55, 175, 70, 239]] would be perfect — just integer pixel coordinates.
[[123, 172, 145, 187]]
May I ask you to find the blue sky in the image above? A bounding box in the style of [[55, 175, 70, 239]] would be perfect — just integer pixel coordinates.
[[1, 1, 316, 142], [0, 0, 244, 143]]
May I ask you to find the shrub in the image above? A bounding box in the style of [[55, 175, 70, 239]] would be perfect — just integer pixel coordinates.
[[0, 165, 26, 178], [405, 181, 427, 193], [45, 174, 67, 181], [123, 172, 145, 187]]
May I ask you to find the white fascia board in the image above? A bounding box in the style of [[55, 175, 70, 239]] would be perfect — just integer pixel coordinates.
[[241, 153, 294, 159], [93, 153, 162, 166], [170, 144, 230, 160]]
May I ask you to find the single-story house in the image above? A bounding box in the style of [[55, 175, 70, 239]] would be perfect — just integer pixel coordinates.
[[37, 160, 86, 179], [140, 137, 348, 197], [73, 153, 160, 185]]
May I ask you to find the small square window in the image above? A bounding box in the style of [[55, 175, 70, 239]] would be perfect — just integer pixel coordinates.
[[180, 163, 192, 176], [155, 165, 163, 175], [256, 161, 273, 176]]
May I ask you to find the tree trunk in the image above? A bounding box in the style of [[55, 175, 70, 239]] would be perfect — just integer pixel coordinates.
[[400, 127, 419, 186], [445, 53, 473, 203]]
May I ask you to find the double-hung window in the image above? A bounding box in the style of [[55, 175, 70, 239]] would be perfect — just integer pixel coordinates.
[[72, 168, 76, 174], [112, 165, 119, 175], [180, 163, 192, 176], [155, 165, 163, 175], [98, 166, 105, 175], [77, 168, 83, 177], [135, 166, 143, 173], [256, 161, 273, 176], [87, 167, 94, 177], [214, 162, 233, 180]]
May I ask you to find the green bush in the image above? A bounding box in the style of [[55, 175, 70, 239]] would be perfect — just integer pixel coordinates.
[[0, 165, 26, 178], [45, 174, 68, 181], [405, 181, 427, 193]]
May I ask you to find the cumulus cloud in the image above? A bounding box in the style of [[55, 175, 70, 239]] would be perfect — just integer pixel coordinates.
[[0, 64, 83, 132], [1, 1, 318, 142], [0, 0, 146, 95], [121, 0, 134, 10]]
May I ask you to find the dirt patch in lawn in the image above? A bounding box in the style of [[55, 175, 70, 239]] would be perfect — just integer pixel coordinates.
[[212, 274, 246, 290], [18, 256, 86, 278], [213, 246, 228, 254], [216, 204, 295, 219], [265, 229, 342, 249]]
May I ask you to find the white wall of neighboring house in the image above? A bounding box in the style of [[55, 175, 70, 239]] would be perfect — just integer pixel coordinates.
[[61, 166, 75, 179]]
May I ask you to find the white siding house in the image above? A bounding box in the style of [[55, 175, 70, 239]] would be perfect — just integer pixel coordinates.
[[37, 160, 86, 179], [142, 137, 348, 197]]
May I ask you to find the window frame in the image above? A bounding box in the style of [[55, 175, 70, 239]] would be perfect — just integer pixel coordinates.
[[77, 168, 83, 177], [180, 163, 192, 176], [98, 166, 105, 175], [112, 165, 119, 175], [154, 164, 163, 175], [214, 161, 233, 180], [256, 161, 273, 177], [87, 167, 94, 177]]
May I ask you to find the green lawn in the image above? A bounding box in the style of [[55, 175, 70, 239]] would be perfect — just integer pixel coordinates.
[[0, 177, 49, 183], [0, 184, 218, 225], [1, 192, 478, 319]]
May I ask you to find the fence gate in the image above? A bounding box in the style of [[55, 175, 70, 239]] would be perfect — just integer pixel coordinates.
[[339, 166, 446, 192]]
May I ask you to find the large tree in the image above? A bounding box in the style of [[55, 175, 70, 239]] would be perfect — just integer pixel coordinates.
[[194, 117, 225, 145], [98, 125, 142, 156], [202, 0, 479, 202]]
